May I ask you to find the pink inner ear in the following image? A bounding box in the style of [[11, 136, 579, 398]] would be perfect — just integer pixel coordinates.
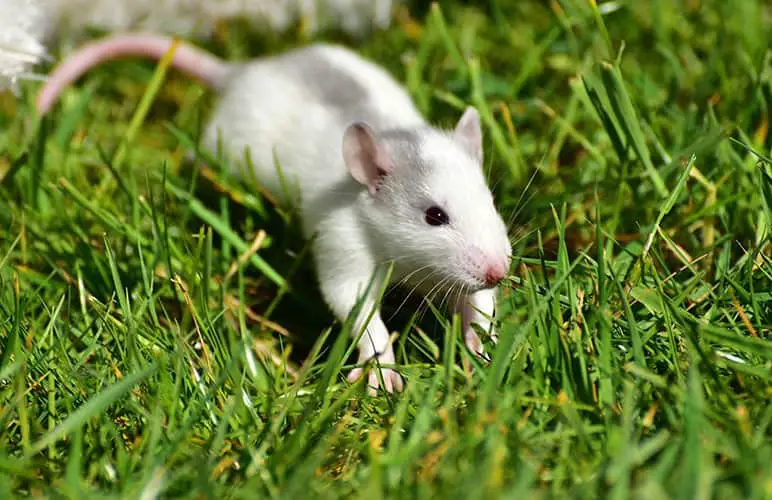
[[342, 122, 392, 192]]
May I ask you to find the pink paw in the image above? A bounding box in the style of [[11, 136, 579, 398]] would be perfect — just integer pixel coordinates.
[[347, 358, 404, 395], [464, 328, 497, 363]]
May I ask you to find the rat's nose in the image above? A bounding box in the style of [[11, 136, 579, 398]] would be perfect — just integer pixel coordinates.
[[484, 262, 507, 286]]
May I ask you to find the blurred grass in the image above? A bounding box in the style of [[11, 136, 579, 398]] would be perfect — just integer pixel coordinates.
[[1, 0, 771, 498]]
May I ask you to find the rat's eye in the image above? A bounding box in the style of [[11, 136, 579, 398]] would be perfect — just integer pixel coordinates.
[[424, 206, 449, 226]]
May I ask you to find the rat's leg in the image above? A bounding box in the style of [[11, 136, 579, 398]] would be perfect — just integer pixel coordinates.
[[452, 287, 498, 358], [315, 253, 404, 395]]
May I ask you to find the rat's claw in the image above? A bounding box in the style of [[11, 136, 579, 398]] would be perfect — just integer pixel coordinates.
[[465, 328, 497, 364], [368, 368, 404, 395], [464, 330, 484, 356], [347, 367, 364, 383], [348, 364, 404, 395], [381, 369, 394, 393], [367, 370, 382, 396], [392, 371, 404, 391]]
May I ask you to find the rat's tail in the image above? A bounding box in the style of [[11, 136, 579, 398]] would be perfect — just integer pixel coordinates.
[[36, 33, 232, 115]]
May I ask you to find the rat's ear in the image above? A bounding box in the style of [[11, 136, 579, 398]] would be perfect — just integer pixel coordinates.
[[453, 106, 483, 164], [343, 122, 393, 194]]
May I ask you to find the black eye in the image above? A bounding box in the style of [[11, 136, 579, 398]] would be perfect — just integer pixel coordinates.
[[424, 206, 449, 226]]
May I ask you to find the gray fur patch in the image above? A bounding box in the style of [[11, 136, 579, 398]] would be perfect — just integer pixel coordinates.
[[378, 127, 433, 178], [279, 46, 372, 118], [378, 127, 424, 144]]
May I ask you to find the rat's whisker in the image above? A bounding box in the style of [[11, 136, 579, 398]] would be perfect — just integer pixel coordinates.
[[386, 268, 442, 322], [40, 34, 510, 393], [508, 226, 537, 247]]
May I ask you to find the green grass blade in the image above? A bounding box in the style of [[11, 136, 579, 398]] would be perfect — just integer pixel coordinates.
[[27, 363, 157, 456], [599, 62, 667, 197]]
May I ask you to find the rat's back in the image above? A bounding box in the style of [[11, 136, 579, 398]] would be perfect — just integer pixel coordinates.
[[202, 44, 425, 210]]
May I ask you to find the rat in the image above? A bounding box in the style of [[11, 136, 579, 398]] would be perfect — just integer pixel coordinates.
[[36, 33, 513, 394]]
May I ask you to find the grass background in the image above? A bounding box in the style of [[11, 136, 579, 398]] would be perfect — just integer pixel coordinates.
[[1, 0, 771, 497]]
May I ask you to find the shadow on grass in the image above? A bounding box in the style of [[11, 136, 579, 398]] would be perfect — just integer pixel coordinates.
[[184, 159, 446, 370]]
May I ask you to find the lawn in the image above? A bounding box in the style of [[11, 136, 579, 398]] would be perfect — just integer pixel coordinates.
[[1, 0, 771, 498]]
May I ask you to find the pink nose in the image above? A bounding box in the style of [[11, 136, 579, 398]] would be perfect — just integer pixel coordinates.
[[484, 262, 507, 285]]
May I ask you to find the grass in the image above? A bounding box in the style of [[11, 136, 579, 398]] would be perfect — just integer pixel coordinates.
[[1, 0, 771, 497]]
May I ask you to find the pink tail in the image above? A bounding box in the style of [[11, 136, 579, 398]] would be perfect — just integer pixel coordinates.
[[36, 33, 230, 115]]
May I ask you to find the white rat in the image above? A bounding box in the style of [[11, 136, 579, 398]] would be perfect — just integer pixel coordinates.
[[36, 34, 513, 394]]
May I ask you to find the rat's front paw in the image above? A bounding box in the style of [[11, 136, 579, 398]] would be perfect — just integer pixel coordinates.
[[347, 351, 404, 395], [464, 327, 497, 363], [347, 367, 404, 395]]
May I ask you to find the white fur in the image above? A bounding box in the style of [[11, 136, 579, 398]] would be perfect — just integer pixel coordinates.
[[35, 38, 510, 394], [44, 0, 398, 40], [202, 44, 511, 394], [203, 44, 425, 217], [0, 0, 48, 93], [9, 0, 398, 95]]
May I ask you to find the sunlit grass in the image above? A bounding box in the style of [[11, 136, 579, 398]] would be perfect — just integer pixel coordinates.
[[1, 1, 770, 498]]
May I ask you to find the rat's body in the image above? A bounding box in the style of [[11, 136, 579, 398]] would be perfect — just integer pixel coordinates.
[[37, 34, 512, 393]]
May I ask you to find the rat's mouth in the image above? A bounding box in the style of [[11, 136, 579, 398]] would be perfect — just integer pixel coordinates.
[[477, 281, 500, 291], [444, 275, 491, 294], [461, 272, 510, 293], [398, 266, 499, 298]]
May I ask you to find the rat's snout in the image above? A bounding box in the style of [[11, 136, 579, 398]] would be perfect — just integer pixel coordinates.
[[484, 261, 508, 286], [466, 244, 510, 289]]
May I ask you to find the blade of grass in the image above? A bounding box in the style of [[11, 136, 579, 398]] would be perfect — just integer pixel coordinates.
[[161, 178, 285, 288], [599, 62, 668, 197], [27, 363, 157, 456], [112, 39, 181, 170], [643, 155, 695, 257]]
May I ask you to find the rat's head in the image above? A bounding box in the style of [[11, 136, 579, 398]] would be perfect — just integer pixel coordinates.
[[342, 107, 512, 295]]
